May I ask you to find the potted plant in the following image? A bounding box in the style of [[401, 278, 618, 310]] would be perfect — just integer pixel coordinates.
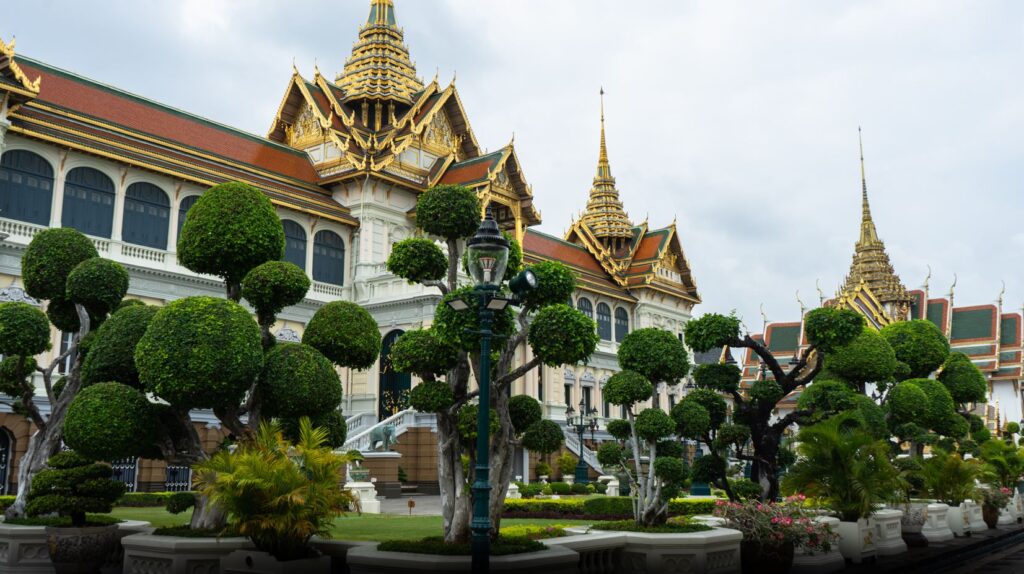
[[782, 415, 900, 564], [556, 452, 578, 484], [195, 418, 354, 574], [920, 449, 980, 537], [714, 496, 836, 574], [891, 457, 928, 547], [980, 486, 1012, 529], [24, 450, 127, 574], [534, 462, 552, 483]]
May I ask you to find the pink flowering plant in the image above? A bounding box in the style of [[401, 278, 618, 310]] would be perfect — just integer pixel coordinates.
[[980, 486, 1012, 510], [713, 495, 837, 554]]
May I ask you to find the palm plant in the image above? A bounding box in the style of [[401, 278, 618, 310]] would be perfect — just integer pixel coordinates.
[[194, 418, 352, 561], [781, 414, 901, 522], [919, 449, 980, 506], [978, 440, 1024, 489]]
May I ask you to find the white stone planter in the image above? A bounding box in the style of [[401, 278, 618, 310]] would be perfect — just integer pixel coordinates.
[[345, 481, 381, 514], [870, 509, 907, 556], [691, 515, 727, 528], [597, 475, 620, 497], [836, 518, 875, 563], [506, 483, 522, 499], [221, 549, 330, 574], [999, 501, 1015, 523], [921, 503, 954, 543], [963, 501, 987, 534], [945, 503, 968, 537], [564, 476, 575, 485], [121, 532, 254, 574], [543, 532, 626, 572], [346, 544, 579, 574], [791, 516, 844, 574], [606, 528, 742, 574], [0, 523, 52, 574]]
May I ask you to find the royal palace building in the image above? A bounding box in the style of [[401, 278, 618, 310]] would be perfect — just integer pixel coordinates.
[[0, 0, 700, 494]]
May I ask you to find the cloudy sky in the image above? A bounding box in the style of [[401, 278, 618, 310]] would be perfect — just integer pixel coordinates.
[[6, 1, 1023, 329]]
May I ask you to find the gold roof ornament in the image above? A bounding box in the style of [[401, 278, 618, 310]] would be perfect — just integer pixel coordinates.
[[335, 0, 423, 106], [838, 128, 912, 318], [579, 88, 633, 251]]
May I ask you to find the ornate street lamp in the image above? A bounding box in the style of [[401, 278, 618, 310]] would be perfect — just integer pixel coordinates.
[[565, 399, 598, 484], [445, 208, 537, 573]]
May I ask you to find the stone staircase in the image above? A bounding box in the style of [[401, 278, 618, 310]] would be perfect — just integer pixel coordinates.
[[562, 428, 604, 475], [342, 409, 437, 452]]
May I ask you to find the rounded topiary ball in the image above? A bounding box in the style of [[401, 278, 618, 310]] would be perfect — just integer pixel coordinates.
[[803, 307, 865, 353], [521, 419, 564, 457], [66, 257, 129, 316], [618, 328, 691, 384], [64, 382, 155, 461], [937, 352, 988, 405], [881, 320, 950, 379], [527, 304, 599, 367], [302, 301, 381, 369], [258, 343, 342, 418], [887, 381, 929, 425], [603, 370, 653, 406], [386, 238, 448, 284], [672, 399, 711, 439], [389, 330, 458, 377], [693, 363, 741, 393], [82, 305, 159, 388], [635, 408, 674, 442], [509, 395, 542, 435], [22, 227, 98, 301], [408, 379, 454, 413], [682, 388, 728, 427], [606, 418, 632, 441], [824, 328, 897, 386], [0, 302, 52, 357], [684, 313, 741, 354], [241, 260, 310, 319], [415, 185, 481, 240], [177, 182, 285, 285], [518, 261, 576, 311], [136, 296, 263, 409]]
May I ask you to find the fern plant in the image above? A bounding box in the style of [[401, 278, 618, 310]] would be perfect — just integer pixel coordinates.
[[781, 414, 901, 522], [193, 418, 352, 561]]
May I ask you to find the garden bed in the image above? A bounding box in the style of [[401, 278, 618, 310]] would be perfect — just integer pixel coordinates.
[[502, 496, 719, 520], [346, 543, 579, 574]]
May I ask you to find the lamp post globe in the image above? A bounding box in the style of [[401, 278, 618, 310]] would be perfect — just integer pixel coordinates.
[[466, 208, 510, 290]]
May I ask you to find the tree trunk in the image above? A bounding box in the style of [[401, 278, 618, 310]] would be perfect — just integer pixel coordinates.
[[751, 436, 781, 501], [487, 388, 516, 539], [4, 425, 62, 519], [437, 411, 471, 543]]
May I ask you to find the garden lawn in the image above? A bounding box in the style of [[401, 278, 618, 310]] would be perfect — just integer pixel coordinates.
[[110, 507, 592, 541]]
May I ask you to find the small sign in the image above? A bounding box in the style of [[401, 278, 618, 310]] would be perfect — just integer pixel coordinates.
[[407, 499, 416, 516]]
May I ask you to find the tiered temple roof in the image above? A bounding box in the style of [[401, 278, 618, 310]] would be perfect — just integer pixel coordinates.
[[578, 90, 633, 251], [336, 0, 424, 105]]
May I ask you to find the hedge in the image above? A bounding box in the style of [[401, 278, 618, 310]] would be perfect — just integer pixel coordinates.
[[115, 492, 195, 507], [502, 496, 719, 519], [0, 495, 14, 511]]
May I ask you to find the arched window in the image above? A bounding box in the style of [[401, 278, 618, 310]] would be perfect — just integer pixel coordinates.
[[615, 307, 629, 342], [123, 182, 170, 249], [282, 220, 307, 271], [313, 230, 345, 286], [176, 195, 200, 242], [61, 167, 115, 238], [0, 150, 53, 225], [576, 297, 593, 319], [596, 303, 612, 340]]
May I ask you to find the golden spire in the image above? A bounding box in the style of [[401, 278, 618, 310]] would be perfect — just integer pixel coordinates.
[[580, 88, 633, 250], [839, 128, 911, 316], [335, 0, 423, 106]]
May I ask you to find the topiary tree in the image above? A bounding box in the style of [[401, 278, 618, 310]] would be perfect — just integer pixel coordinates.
[[59, 181, 381, 530], [937, 352, 988, 412], [1, 226, 131, 519], [599, 329, 691, 526], [822, 328, 898, 394], [683, 307, 865, 500], [26, 450, 126, 527], [880, 320, 950, 379], [385, 184, 597, 543], [521, 419, 564, 476]]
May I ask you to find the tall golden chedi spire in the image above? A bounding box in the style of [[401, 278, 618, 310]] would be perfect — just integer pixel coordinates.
[[839, 128, 912, 319], [336, 0, 423, 113], [580, 89, 634, 253]]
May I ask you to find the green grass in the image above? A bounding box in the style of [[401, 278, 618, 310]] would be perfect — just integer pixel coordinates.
[[109, 507, 592, 541]]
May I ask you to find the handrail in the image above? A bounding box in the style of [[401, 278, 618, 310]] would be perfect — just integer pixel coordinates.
[[563, 428, 603, 474]]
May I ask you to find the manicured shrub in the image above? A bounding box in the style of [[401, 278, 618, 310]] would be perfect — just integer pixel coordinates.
[[302, 301, 382, 370], [387, 238, 448, 283], [749, 379, 784, 404], [66, 257, 129, 316], [603, 370, 653, 406], [518, 261, 576, 311], [408, 379, 455, 413], [571, 483, 589, 495], [693, 363, 741, 393], [26, 451, 126, 527], [509, 395, 542, 435], [0, 301, 51, 357], [938, 352, 988, 406], [415, 184, 481, 240], [178, 182, 284, 285], [81, 304, 158, 388], [521, 420, 564, 460], [241, 260, 310, 320], [390, 329, 458, 377], [635, 409, 674, 442], [527, 305, 599, 367], [606, 419, 632, 441], [258, 343, 342, 418], [618, 328, 691, 384], [136, 296, 263, 409], [881, 320, 951, 379], [21, 227, 98, 300], [166, 492, 197, 515], [64, 382, 156, 461], [684, 313, 741, 353], [824, 328, 897, 386], [803, 307, 864, 352], [46, 296, 86, 332], [549, 482, 572, 495]]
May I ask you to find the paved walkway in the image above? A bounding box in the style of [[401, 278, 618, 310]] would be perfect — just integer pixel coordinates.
[[380, 495, 443, 516]]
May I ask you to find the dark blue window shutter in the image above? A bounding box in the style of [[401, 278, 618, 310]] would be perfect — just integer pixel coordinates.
[[61, 167, 115, 238], [123, 182, 170, 249], [282, 220, 307, 271], [313, 230, 345, 286], [0, 150, 54, 226], [576, 297, 593, 319], [615, 307, 630, 342], [597, 303, 612, 341], [176, 195, 200, 244]]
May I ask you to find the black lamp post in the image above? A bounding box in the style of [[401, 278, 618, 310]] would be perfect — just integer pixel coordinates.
[[565, 400, 598, 484], [445, 208, 537, 573]]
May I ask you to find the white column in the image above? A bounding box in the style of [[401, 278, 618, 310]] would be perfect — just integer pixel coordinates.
[[111, 168, 127, 241], [0, 116, 9, 158], [48, 159, 67, 228]]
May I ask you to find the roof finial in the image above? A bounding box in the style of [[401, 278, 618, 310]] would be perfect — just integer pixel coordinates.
[[859, 126, 869, 219], [597, 87, 610, 177], [948, 273, 958, 299], [997, 280, 1006, 307], [923, 265, 932, 290], [816, 279, 825, 305], [796, 290, 806, 316]]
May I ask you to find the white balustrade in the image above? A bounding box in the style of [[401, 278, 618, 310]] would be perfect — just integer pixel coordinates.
[[563, 428, 603, 474]]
